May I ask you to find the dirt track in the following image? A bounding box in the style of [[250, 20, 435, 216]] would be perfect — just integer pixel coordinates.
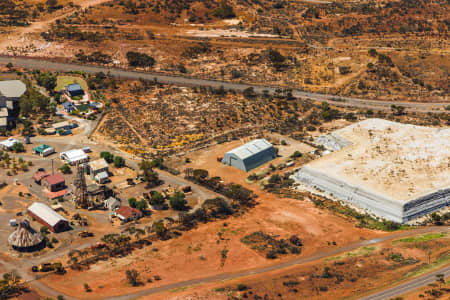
[[18, 226, 448, 300], [0, 56, 448, 113]]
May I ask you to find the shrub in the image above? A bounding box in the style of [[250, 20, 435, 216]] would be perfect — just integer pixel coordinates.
[[213, 1, 236, 19], [126, 51, 155, 68], [170, 192, 187, 211], [100, 151, 114, 163], [113, 156, 125, 168], [59, 163, 71, 174]]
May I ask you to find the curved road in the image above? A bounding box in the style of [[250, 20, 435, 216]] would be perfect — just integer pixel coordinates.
[[20, 226, 448, 300], [359, 265, 450, 300], [0, 56, 448, 113]]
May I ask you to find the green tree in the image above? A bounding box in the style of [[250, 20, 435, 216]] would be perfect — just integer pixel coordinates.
[[59, 163, 71, 174], [368, 48, 377, 57], [40, 226, 49, 234], [291, 151, 302, 158], [36, 72, 57, 92], [150, 192, 165, 206], [113, 156, 125, 168], [126, 51, 155, 68], [136, 199, 148, 212], [152, 220, 167, 239], [11, 142, 25, 153], [100, 151, 114, 163], [128, 197, 137, 208], [139, 160, 160, 185], [169, 192, 187, 211]]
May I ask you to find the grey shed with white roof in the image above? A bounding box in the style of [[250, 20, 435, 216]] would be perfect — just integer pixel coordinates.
[[222, 139, 276, 172]]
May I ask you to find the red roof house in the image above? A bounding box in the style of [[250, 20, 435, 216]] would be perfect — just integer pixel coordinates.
[[115, 206, 143, 222], [32, 171, 50, 184], [43, 173, 65, 192]]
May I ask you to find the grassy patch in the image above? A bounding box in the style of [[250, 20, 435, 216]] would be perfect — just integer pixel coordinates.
[[326, 246, 377, 261], [393, 233, 448, 244], [404, 252, 450, 279], [55, 75, 88, 91], [170, 286, 188, 293]]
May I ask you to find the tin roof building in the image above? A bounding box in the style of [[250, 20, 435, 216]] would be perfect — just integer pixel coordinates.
[[27, 202, 69, 233], [60, 149, 89, 165], [66, 83, 84, 97], [221, 139, 276, 172]]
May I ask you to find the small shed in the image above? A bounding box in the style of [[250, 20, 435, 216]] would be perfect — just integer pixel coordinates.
[[66, 84, 84, 97], [95, 171, 109, 184], [43, 173, 65, 192], [60, 149, 89, 165], [104, 197, 121, 211], [27, 202, 69, 233], [45, 128, 56, 135], [221, 139, 276, 172], [63, 101, 75, 112], [52, 121, 71, 131], [0, 138, 20, 150], [32, 144, 55, 157], [32, 171, 50, 184]]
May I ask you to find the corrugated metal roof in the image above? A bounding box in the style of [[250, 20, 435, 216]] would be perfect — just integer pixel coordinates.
[[66, 83, 82, 92], [28, 202, 67, 227], [89, 158, 108, 171], [0, 80, 26, 98], [45, 173, 65, 185], [0, 138, 20, 148], [60, 149, 88, 162], [52, 121, 70, 129], [226, 139, 273, 160]]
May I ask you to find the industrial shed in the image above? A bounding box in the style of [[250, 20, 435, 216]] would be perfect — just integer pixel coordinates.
[[60, 149, 89, 165], [27, 202, 69, 233], [222, 139, 276, 172]]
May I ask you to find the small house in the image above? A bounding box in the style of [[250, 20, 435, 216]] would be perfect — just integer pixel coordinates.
[[43, 173, 65, 192], [27, 202, 69, 233], [63, 101, 75, 113], [104, 197, 121, 211], [88, 158, 109, 182], [32, 144, 55, 157], [44, 128, 56, 135], [115, 206, 143, 222], [32, 171, 50, 184], [66, 83, 84, 97], [52, 121, 71, 131]]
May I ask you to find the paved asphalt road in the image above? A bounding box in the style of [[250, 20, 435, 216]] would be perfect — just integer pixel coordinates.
[[359, 265, 450, 300], [0, 56, 448, 113]]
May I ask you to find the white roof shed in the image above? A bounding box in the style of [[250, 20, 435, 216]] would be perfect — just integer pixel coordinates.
[[60, 149, 89, 164], [27, 202, 67, 227]]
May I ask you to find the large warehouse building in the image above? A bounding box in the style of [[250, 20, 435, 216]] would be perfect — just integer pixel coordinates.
[[27, 202, 70, 233], [291, 119, 450, 223], [222, 139, 276, 172]]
